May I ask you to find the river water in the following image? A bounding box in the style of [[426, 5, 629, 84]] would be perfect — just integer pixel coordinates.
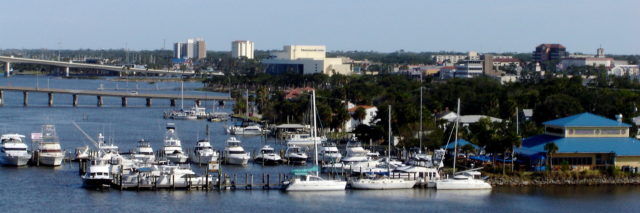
[[0, 75, 639, 213]]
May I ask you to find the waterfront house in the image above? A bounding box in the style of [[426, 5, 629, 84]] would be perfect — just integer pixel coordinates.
[[344, 103, 378, 132], [518, 112, 640, 170]]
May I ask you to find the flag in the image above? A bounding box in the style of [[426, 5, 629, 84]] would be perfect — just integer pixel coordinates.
[[31, 133, 42, 140]]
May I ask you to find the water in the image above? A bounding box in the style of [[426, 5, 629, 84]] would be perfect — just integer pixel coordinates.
[[1, 76, 640, 213]]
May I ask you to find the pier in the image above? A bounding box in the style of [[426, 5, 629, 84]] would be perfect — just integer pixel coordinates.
[[0, 86, 232, 107]]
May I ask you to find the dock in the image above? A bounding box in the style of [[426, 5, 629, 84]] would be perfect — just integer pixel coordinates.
[[0, 86, 232, 107]]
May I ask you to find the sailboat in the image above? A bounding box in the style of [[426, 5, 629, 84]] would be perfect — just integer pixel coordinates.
[[169, 81, 197, 120], [435, 98, 492, 190], [349, 105, 416, 190], [284, 90, 347, 191]]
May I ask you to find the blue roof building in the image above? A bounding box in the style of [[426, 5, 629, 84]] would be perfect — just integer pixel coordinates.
[[518, 112, 640, 170]]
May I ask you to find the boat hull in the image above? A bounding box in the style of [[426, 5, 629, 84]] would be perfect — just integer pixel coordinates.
[[39, 155, 64, 166], [189, 154, 218, 164], [82, 178, 112, 188], [286, 157, 307, 165], [349, 179, 416, 190], [254, 157, 282, 165], [1, 155, 31, 166], [225, 156, 249, 165], [285, 180, 347, 191], [435, 180, 492, 190], [166, 155, 188, 164]]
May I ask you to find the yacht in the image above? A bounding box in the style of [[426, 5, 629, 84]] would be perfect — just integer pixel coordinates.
[[189, 139, 219, 164], [285, 133, 326, 147], [435, 170, 492, 190], [254, 145, 282, 165], [349, 106, 416, 190], [342, 141, 370, 163], [0, 134, 31, 166], [96, 133, 120, 161], [162, 123, 188, 164], [284, 90, 347, 191], [132, 139, 155, 162], [170, 109, 198, 120], [74, 146, 90, 161], [319, 142, 342, 163], [81, 160, 112, 188], [35, 125, 65, 166], [223, 137, 250, 165], [284, 145, 308, 165]]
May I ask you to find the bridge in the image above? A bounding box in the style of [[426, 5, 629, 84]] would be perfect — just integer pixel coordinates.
[[0, 86, 232, 107], [0, 56, 194, 77]]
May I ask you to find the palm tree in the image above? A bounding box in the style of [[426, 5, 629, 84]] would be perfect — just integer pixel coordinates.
[[544, 142, 559, 171]]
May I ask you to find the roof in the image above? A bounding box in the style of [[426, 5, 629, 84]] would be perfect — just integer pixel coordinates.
[[538, 43, 566, 49], [543, 112, 631, 128], [284, 87, 314, 99], [493, 58, 521, 63], [443, 139, 480, 150], [459, 115, 502, 123], [348, 105, 376, 112], [518, 134, 640, 156], [274, 124, 307, 129]]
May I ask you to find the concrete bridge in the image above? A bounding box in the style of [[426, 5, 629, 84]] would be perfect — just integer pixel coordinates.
[[0, 86, 231, 107], [0, 56, 194, 77]]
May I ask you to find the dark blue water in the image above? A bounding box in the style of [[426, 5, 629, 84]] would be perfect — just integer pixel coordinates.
[[1, 76, 640, 213]]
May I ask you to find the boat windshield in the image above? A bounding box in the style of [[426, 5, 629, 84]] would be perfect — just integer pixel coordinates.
[[229, 151, 246, 154]]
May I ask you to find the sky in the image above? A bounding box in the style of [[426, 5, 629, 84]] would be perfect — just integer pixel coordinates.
[[0, 0, 638, 54]]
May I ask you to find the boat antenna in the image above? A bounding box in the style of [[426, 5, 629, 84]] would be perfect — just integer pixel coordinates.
[[312, 89, 319, 175], [388, 105, 392, 176], [180, 80, 184, 110], [453, 98, 460, 174]]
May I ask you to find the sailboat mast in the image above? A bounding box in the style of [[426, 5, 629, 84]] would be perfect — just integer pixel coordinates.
[[312, 90, 319, 173], [388, 105, 392, 175], [180, 81, 184, 110], [453, 98, 460, 173], [246, 89, 249, 119], [420, 86, 423, 152]]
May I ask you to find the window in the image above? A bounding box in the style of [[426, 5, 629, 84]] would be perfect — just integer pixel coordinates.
[[551, 157, 593, 165]]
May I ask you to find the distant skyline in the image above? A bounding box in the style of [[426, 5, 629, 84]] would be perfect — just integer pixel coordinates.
[[1, 0, 638, 54]]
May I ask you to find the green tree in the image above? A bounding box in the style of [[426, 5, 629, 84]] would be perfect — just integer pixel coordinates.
[[544, 142, 559, 171]]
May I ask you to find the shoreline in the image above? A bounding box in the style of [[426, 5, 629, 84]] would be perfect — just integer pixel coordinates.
[[487, 174, 640, 186]]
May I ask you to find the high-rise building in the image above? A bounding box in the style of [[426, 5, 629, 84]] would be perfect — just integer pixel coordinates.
[[173, 38, 206, 60], [231, 40, 254, 59], [533, 44, 568, 62]]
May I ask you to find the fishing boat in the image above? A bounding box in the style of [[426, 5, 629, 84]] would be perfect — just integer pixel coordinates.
[[223, 137, 250, 165], [254, 145, 282, 165], [189, 139, 218, 164], [163, 123, 188, 164], [284, 90, 347, 191], [81, 159, 112, 189], [0, 134, 31, 166], [285, 133, 326, 147], [132, 139, 155, 162], [319, 142, 342, 163], [34, 125, 65, 167], [349, 105, 416, 190]]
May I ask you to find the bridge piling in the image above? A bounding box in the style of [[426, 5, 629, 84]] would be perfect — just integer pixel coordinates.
[[23, 91, 28, 106], [0, 90, 3, 106], [195, 99, 201, 107], [170, 99, 176, 107], [121, 97, 127, 107], [4, 62, 10, 77], [146, 98, 152, 107], [65, 67, 70, 77], [48, 93, 53, 106], [97, 96, 103, 107]]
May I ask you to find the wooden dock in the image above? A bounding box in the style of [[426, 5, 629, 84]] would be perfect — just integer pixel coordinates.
[[0, 86, 232, 107]]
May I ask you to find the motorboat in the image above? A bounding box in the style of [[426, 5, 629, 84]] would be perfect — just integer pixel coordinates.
[[189, 139, 219, 164], [284, 90, 346, 191], [319, 142, 342, 163], [284, 145, 308, 165], [132, 139, 155, 162], [96, 133, 120, 161], [162, 123, 188, 164], [81, 160, 112, 189], [394, 165, 441, 188], [167, 109, 198, 120], [120, 164, 214, 189], [191, 106, 208, 119], [285, 133, 326, 147], [74, 146, 90, 161], [223, 137, 250, 165], [0, 134, 31, 166], [435, 170, 492, 190], [34, 125, 65, 166], [227, 124, 264, 135], [254, 145, 282, 165], [342, 141, 370, 163]]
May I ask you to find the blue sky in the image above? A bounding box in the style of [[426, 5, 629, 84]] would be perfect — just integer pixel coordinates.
[[1, 0, 638, 54]]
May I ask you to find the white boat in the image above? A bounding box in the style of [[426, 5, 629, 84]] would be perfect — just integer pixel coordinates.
[[284, 145, 308, 165], [223, 137, 250, 165], [34, 125, 65, 167], [81, 160, 112, 188], [189, 139, 219, 164], [132, 139, 155, 162], [254, 145, 282, 165], [96, 133, 120, 161], [227, 124, 264, 135], [349, 105, 416, 190], [435, 170, 492, 190], [342, 141, 371, 163], [319, 142, 342, 163], [284, 90, 346, 191], [0, 134, 31, 166], [163, 123, 188, 164], [120, 164, 214, 189], [286, 133, 326, 147], [191, 106, 208, 119], [74, 145, 90, 161], [435, 99, 491, 190]]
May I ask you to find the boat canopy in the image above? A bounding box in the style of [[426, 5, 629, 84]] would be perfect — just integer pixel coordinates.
[[290, 166, 319, 176]]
